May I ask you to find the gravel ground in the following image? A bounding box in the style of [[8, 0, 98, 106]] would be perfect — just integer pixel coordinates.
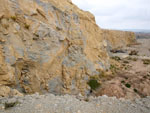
[[0, 93, 150, 113]]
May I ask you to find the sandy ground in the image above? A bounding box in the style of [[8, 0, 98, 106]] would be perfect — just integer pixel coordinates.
[[95, 38, 150, 99]]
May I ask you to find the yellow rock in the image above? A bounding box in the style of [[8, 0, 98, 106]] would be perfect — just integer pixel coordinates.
[[0, 86, 11, 97]]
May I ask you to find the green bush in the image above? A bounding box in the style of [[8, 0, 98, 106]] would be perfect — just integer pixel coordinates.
[[125, 83, 131, 88], [87, 79, 100, 90], [134, 89, 138, 93]]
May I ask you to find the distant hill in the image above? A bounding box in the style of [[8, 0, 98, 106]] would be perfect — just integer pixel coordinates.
[[135, 32, 150, 39], [119, 29, 150, 39], [122, 29, 150, 33]]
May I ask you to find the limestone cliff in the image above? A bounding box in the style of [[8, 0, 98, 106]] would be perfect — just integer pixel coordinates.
[[102, 29, 135, 48], [0, 0, 135, 96]]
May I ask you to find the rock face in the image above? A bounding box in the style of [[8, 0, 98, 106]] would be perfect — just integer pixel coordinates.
[[0, 0, 135, 96], [102, 29, 135, 48]]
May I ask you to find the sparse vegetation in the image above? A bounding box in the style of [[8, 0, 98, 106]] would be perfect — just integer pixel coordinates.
[[5, 101, 19, 109], [129, 50, 138, 56], [10, 16, 17, 21], [124, 67, 128, 70], [125, 83, 131, 88], [84, 98, 89, 102], [126, 57, 137, 61], [110, 64, 118, 74], [132, 58, 137, 61], [87, 79, 100, 90], [110, 64, 116, 70], [123, 60, 129, 64], [134, 88, 138, 93], [24, 23, 30, 29], [111, 56, 121, 61], [127, 57, 132, 60], [121, 80, 125, 83], [142, 59, 150, 65]]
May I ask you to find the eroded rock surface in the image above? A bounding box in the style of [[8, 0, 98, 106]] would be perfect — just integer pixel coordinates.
[[0, 0, 135, 96]]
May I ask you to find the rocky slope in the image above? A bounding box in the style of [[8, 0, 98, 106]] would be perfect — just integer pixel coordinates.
[[0, 0, 135, 97]]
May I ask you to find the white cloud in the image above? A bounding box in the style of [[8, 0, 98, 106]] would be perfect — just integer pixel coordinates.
[[72, 0, 150, 30]]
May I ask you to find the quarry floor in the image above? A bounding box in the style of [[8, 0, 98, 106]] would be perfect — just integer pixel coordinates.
[[0, 38, 150, 113]]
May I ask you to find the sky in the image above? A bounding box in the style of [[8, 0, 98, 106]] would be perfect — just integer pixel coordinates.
[[72, 0, 150, 30]]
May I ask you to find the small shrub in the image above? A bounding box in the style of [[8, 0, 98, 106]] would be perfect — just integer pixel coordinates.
[[24, 23, 30, 29], [84, 98, 89, 102], [87, 79, 100, 90], [123, 60, 129, 64], [110, 64, 118, 74], [121, 80, 125, 83], [124, 67, 128, 70], [11, 16, 17, 21], [125, 83, 131, 88], [132, 58, 137, 61], [5, 101, 19, 109], [134, 88, 138, 93], [111, 56, 121, 61], [129, 50, 138, 56], [142, 59, 150, 65], [127, 57, 132, 60], [126, 57, 137, 61], [110, 64, 116, 70]]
